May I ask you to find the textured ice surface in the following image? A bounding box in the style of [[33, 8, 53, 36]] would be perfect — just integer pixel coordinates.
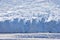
[[0, 0, 60, 39], [0, 33, 60, 39], [0, 0, 60, 33], [0, 0, 60, 22]]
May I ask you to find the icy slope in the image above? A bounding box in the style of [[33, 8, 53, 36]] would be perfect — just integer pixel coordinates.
[[0, 0, 60, 23], [0, 0, 60, 33]]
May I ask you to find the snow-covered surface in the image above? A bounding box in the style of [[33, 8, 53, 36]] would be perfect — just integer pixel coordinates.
[[0, 0, 60, 39], [0, 0, 60, 23], [0, 33, 60, 39]]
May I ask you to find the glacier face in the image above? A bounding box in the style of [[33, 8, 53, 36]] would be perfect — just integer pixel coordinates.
[[0, 0, 60, 23], [0, 0, 60, 33]]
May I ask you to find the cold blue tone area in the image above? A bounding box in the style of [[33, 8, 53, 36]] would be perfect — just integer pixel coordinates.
[[0, 0, 60, 33], [0, 19, 60, 33]]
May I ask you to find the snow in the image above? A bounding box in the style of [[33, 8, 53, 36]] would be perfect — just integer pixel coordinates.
[[0, 0, 60, 23], [0, 33, 60, 39]]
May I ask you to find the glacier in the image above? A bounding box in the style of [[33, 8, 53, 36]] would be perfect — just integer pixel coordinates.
[[0, 0, 60, 33], [0, 0, 60, 39], [0, 0, 60, 23]]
